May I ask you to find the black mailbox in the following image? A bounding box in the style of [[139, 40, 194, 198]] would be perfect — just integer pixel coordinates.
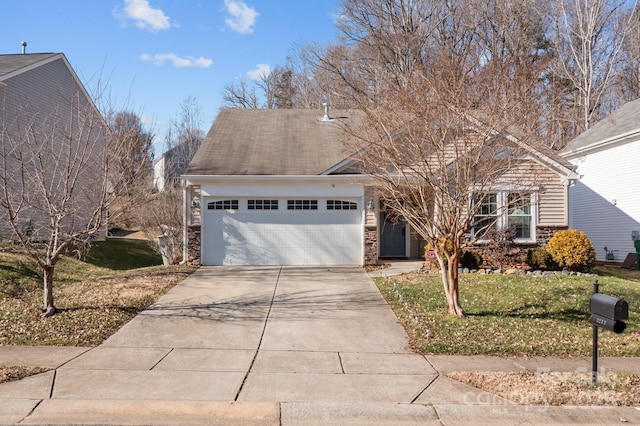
[[590, 293, 628, 334]]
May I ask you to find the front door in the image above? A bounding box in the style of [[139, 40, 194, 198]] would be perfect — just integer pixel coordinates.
[[379, 211, 406, 257]]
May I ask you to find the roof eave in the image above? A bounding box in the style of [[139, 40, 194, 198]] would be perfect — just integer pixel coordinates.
[[561, 128, 640, 159], [182, 174, 370, 185]]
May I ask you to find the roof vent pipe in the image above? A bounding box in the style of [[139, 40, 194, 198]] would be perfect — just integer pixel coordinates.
[[322, 102, 331, 121], [21, 41, 27, 54]]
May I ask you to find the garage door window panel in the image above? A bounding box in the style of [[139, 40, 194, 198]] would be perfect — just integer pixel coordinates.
[[208, 200, 238, 210], [287, 200, 318, 210], [248, 199, 279, 210], [327, 200, 358, 210]]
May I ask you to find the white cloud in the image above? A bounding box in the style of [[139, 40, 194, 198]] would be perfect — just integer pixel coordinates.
[[119, 0, 171, 32], [246, 64, 271, 80], [224, 0, 258, 34], [140, 53, 213, 68]]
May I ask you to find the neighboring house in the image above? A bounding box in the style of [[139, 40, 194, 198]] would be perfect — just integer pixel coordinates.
[[152, 154, 167, 192], [561, 98, 640, 263], [0, 53, 108, 240], [153, 139, 201, 192], [182, 108, 578, 266]]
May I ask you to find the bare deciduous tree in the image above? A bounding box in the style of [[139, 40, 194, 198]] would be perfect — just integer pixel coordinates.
[[162, 97, 204, 190], [107, 110, 154, 195], [222, 78, 261, 109], [134, 190, 183, 265], [343, 81, 537, 317], [140, 97, 204, 264], [550, 0, 635, 137], [221, 61, 324, 110], [324, 0, 543, 317], [614, 6, 640, 103], [0, 87, 112, 317]]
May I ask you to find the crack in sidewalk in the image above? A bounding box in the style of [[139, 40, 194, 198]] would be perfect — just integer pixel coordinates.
[[233, 266, 282, 401]]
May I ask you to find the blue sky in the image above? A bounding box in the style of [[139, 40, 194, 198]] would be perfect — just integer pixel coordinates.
[[1, 0, 342, 153]]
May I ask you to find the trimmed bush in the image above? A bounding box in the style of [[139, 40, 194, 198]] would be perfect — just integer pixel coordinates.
[[527, 247, 558, 270], [546, 229, 596, 271], [461, 250, 483, 270], [424, 238, 454, 259]]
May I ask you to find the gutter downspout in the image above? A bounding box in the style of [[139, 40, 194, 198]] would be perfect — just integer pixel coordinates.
[[181, 181, 189, 265]]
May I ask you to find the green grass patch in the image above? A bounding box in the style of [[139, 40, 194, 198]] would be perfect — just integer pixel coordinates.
[[0, 239, 195, 346], [375, 267, 640, 356], [82, 238, 162, 270]]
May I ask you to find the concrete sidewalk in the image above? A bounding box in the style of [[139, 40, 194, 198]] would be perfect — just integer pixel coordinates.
[[1, 266, 639, 425]]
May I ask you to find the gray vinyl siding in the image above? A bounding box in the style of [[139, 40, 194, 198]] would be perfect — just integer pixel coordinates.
[[497, 161, 569, 227], [0, 55, 108, 241], [538, 175, 568, 227]]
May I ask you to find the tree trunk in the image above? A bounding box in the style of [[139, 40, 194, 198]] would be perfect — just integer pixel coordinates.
[[42, 265, 56, 318], [445, 255, 466, 318], [438, 252, 466, 318]]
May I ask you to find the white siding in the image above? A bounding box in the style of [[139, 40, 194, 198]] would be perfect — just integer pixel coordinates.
[[568, 141, 640, 262]]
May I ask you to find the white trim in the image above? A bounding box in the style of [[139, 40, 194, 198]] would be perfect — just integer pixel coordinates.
[[562, 130, 640, 159], [471, 190, 538, 244], [183, 174, 371, 184], [182, 185, 188, 263]]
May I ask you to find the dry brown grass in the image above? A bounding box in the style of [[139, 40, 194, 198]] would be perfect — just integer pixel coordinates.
[[0, 244, 197, 384], [0, 366, 50, 384], [449, 371, 640, 406]]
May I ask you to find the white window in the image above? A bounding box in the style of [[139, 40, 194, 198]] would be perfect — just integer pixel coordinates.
[[472, 193, 498, 239], [472, 192, 536, 242], [508, 193, 532, 239]]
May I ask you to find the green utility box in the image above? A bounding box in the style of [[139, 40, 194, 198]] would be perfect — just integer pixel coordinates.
[[635, 240, 640, 270]]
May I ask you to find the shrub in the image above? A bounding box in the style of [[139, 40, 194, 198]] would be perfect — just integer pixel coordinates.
[[460, 250, 483, 270], [424, 238, 454, 259], [482, 227, 517, 269], [546, 229, 596, 271], [527, 247, 558, 270]]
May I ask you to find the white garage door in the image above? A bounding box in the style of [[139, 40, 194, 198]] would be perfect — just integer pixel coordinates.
[[202, 198, 363, 265]]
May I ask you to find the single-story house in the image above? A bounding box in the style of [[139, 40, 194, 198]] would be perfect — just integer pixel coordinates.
[[561, 98, 640, 264], [182, 107, 578, 266]]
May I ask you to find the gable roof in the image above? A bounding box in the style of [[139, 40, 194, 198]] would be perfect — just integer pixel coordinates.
[[459, 110, 576, 177], [561, 98, 640, 158], [186, 109, 362, 176], [0, 53, 59, 80]]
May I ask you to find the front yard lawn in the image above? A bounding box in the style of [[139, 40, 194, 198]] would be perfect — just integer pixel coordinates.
[[374, 266, 640, 356], [0, 240, 196, 346]]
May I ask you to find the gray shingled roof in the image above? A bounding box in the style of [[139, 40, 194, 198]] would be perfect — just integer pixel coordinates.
[[561, 98, 640, 156], [186, 109, 362, 176], [0, 53, 58, 79]]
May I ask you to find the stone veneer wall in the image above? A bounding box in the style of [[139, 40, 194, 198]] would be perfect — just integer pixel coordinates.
[[461, 225, 569, 268], [187, 225, 201, 265], [364, 227, 378, 265], [536, 225, 568, 246]]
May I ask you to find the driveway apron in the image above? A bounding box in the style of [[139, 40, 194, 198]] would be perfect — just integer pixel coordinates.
[[44, 266, 437, 404]]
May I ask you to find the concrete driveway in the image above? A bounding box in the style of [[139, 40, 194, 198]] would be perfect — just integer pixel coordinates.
[[3, 266, 438, 424], [4, 266, 640, 425], [62, 266, 435, 403]]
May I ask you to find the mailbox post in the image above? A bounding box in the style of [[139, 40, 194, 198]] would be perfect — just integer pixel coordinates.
[[589, 280, 629, 384]]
